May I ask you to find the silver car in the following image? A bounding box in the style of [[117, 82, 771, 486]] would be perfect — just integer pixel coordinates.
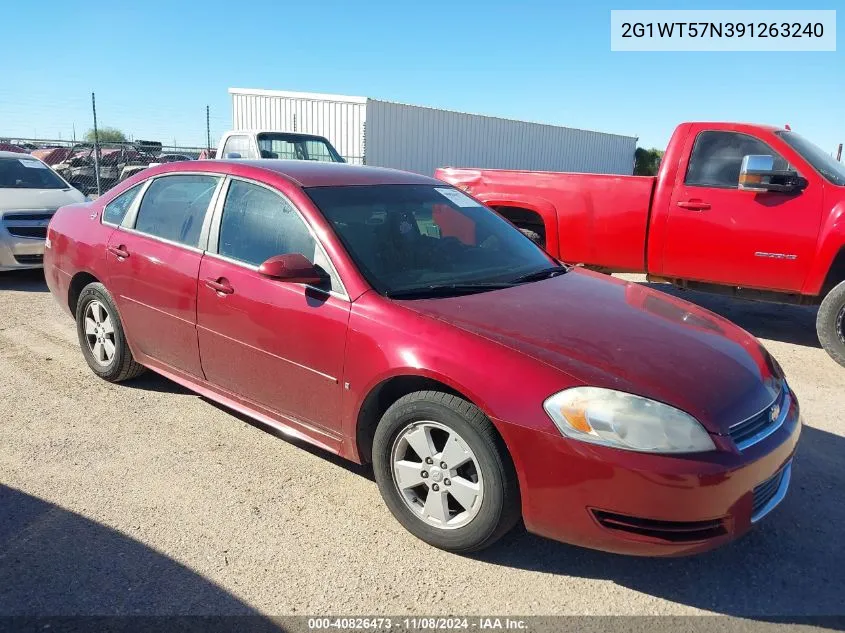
[[0, 151, 86, 271]]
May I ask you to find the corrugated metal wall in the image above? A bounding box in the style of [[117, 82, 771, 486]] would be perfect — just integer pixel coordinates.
[[229, 89, 637, 175], [365, 100, 636, 176], [230, 89, 367, 163]]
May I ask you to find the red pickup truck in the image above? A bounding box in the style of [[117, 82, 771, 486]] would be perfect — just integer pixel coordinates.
[[436, 122, 845, 367]]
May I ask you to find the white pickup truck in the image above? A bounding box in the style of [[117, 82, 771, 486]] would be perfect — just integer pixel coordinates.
[[216, 130, 345, 162]]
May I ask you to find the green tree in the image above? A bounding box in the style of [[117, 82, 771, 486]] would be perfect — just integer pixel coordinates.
[[634, 147, 664, 176], [83, 127, 128, 143]]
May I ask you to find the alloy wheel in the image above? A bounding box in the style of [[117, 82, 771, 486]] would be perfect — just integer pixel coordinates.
[[84, 300, 116, 366], [390, 421, 484, 529]]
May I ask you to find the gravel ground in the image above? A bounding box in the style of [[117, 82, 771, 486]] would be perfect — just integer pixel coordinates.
[[0, 269, 843, 618]]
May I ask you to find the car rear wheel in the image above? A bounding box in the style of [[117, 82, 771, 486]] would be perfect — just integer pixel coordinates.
[[372, 391, 520, 552], [817, 280, 845, 368], [75, 282, 146, 382]]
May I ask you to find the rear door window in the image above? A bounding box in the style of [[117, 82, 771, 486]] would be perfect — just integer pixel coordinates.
[[133, 175, 220, 247]]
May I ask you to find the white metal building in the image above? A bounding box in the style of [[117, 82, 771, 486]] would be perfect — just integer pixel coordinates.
[[229, 88, 637, 176]]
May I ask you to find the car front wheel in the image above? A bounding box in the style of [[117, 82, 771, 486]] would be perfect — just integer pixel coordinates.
[[75, 282, 146, 382], [372, 391, 521, 552]]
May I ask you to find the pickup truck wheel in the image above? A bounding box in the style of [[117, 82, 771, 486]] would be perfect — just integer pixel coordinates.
[[817, 280, 845, 368], [518, 228, 544, 246], [75, 282, 146, 382], [372, 391, 521, 553]]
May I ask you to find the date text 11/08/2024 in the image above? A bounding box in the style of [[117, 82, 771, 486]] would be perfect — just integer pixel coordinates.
[[307, 617, 528, 630]]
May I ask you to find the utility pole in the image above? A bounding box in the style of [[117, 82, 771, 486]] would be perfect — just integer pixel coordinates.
[[837, 143, 843, 162], [206, 105, 211, 152], [91, 92, 102, 196]]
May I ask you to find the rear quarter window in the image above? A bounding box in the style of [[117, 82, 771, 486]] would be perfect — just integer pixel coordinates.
[[102, 184, 143, 225]]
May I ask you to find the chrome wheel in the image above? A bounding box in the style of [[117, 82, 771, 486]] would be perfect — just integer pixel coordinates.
[[390, 421, 484, 530], [84, 300, 116, 366]]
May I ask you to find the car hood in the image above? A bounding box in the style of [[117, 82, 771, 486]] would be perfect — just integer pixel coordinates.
[[399, 269, 782, 434], [0, 187, 85, 212]]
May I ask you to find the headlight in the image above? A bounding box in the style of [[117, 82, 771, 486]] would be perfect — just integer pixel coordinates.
[[543, 387, 715, 453]]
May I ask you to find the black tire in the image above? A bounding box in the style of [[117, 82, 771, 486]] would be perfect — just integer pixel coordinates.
[[817, 280, 845, 368], [518, 227, 544, 247], [75, 282, 146, 382], [372, 391, 521, 553]]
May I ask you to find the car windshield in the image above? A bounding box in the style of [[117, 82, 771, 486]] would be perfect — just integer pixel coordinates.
[[775, 131, 845, 186], [257, 133, 344, 163], [0, 157, 68, 189], [306, 184, 560, 297]]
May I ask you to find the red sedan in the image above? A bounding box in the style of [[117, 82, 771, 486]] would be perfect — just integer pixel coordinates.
[[43, 160, 800, 555]]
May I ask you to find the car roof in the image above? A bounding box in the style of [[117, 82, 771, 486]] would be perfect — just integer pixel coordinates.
[[227, 130, 331, 140], [216, 159, 442, 188]]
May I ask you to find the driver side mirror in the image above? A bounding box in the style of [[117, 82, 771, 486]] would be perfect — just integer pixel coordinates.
[[739, 154, 807, 193], [258, 253, 326, 285]]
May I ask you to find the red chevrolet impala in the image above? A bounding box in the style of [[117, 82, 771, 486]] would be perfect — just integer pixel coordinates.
[[43, 160, 800, 555]]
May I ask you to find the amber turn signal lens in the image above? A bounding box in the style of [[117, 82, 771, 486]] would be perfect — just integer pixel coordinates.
[[561, 404, 592, 433]]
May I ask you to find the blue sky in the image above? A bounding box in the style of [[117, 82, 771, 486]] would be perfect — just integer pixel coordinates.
[[2, 0, 842, 153]]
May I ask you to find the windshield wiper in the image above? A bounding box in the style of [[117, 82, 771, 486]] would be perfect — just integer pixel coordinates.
[[509, 266, 567, 284], [386, 282, 514, 299]]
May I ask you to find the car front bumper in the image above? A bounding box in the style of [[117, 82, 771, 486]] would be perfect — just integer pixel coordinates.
[[495, 393, 801, 556], [0, 230, 46, 270]]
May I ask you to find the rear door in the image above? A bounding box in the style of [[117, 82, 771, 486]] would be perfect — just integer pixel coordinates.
[[662, 130, 822, 292], [105, 173, 223, 377], [196, 177, 350, 437]]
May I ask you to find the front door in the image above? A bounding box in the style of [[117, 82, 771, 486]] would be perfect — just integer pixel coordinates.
[[196, 178, 349, 435], [105, 173, 222, 377], [662, 130, 823, 292]]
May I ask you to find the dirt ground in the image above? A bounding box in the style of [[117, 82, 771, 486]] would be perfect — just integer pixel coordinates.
[[1, 269, 843, 617]]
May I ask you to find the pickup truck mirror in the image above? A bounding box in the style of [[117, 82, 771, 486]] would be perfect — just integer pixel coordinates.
[[739, 154, 808, 194]]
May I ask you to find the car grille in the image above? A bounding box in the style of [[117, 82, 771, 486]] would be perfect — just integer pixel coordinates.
[[729, 386, 789, 451], [13, 254, 43, 265], [7, 226, 47, 239], [2, 210, 55, 241], [3, 211, 54, 221], [751, 460, 792, 523], [591, 510, 727, 542]]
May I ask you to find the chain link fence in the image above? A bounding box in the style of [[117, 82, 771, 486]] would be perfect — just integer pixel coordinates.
[[1, 137, 213, 197], [2, 135, 364, 198]]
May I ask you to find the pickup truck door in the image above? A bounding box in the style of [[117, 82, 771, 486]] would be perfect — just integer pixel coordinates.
[[662, 129, 823, 292]]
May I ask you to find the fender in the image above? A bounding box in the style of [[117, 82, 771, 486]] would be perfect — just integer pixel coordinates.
[[472, 192, 561, 258], [337, 301, 573, 464], [340, 365, 498, 463], [802, 197, 845, 296]]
